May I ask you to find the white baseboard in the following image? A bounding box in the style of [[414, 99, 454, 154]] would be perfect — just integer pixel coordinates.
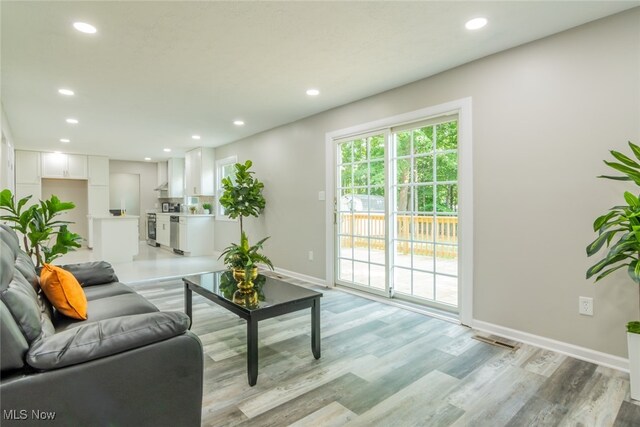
[[273, 267, 327, 288], [472, 319, 629, 373]]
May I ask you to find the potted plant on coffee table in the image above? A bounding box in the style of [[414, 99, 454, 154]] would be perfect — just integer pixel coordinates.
[[218, 160, 274, 289], [587, 141, 640, 401]]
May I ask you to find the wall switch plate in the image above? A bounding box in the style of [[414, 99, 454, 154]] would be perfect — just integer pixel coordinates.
[[579, 296, 593, 316], [318, 191, 325, 201], [308, 251, 314, 261]]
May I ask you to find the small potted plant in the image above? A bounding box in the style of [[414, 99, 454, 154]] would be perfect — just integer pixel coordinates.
[[202, 203, 212, 214], [587, 141, 640, 401]]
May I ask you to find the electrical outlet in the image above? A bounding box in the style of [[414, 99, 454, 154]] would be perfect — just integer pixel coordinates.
[[579, 296, 593, 316], [308, 251, 314, 261]]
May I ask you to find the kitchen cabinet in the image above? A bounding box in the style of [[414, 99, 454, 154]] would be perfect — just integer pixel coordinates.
[[167, 158, 184, 198], [185, 147, 215, 196], [41, 152, 87, 179], [88, 156, 109, 185], [156, 214, 170, 247], [15, 150, 41, 184], [176, 215, 214, 255]]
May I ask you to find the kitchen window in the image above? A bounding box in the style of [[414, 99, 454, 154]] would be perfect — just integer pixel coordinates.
[[215, 155, 238, 219]]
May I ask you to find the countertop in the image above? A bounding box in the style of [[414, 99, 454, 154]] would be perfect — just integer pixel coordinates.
[[155, 212, 215, 217], [89, 215, 140, 219]]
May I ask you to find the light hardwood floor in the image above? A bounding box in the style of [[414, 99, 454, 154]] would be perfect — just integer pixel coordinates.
[[132, 274, 640, 427]]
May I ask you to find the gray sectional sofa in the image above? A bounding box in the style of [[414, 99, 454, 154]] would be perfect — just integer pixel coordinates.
[[0, 225, 203, 426]]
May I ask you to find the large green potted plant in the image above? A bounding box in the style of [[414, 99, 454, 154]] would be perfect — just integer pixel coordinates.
[[219, 160, 266, 237], [218, 160, 273, 287], [0, 189, 82, 267], [586, 141, 640, 401]]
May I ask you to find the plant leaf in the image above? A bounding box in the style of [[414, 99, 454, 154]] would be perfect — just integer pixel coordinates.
[[586, 230, 613, 256]]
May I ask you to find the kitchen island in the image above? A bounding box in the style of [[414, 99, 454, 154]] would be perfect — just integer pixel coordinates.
[[89, 215, 139, 263]]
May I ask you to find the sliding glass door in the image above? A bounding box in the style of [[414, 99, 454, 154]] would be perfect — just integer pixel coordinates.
[[334, 116, 459, 312]]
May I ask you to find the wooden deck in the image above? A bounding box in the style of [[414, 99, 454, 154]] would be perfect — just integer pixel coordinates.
[[132, 274, 640, 427]]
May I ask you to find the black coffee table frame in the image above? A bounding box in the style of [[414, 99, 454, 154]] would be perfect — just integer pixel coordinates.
[[183, 273, 321, 386]]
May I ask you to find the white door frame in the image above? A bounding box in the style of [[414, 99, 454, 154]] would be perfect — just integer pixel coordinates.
[[325, 97, 473, 326]]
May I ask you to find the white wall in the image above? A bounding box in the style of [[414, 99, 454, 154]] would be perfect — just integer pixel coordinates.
[[215, 9, 640, 358], [109, 160, 157, 240], [1, 103, 16, 192]]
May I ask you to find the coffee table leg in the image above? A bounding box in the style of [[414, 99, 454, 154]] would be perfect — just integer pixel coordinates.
[[247, 318, 258, 386], [184, 282, 192, 329], [312, 297, 321, 359]]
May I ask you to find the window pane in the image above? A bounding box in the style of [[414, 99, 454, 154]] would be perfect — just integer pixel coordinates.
[[370, 264, 385, 289], [353, 163, 368, 187], [339, 141, 353, 164], [353, 240, 369, 261], [339, 236, 353, 258], [414, 185, 434, 214], [338, 212, 353, 233], [340, 165, 353, 188], [396, 132, 411, 157], [413, 126, 434, 155], [435, 184, 458, 214], [353, 139, 367, 163], [339, 259, 353, 282], [436, 216, 458, 244], [413, 247, 434, 272], [435, 274, 457, 306], [413, 270, 434, 300], [353, 261, 369, 286], [436, 152, 457, 182], [396, 186, 411, 213], [396, 158, 411, 184], [393, 267, 412, 295], [369, 135, 385, 160], [415, 155, 434, 183], [435, 121, 458, 151], [393, 240, 411, 267], [370, 160, 384, 186], [412, 216, 434, 242], [370, 239, 385, 262], [435, 244, 458, 276]]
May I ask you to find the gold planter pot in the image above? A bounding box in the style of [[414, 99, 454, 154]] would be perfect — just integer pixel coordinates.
[[232, 267, 259, 308]]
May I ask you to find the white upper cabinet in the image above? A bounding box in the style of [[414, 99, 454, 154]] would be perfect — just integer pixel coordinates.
[[167, 157, 184, 198], [88, 156, 109, 186], [185, 147, 215, 196], [42, 152, 87, 179], [15, 150, 41, 184]]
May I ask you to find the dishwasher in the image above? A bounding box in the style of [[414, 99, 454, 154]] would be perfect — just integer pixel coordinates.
[[170, 216, 182, 254]]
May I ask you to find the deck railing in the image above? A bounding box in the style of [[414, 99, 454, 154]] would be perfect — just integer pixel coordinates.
[[340, 213, 458, 258]]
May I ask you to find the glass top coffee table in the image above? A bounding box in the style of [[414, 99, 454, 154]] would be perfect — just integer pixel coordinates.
[[182, 271, 322, 386]]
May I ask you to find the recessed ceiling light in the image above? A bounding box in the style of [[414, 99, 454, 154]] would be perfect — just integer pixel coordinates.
[[465, 17, 488, 30], [233, 120, 245, 126], [60, 138, 70, 143], [73, 22, 97, 34], [163, 148, 171, 152], [58, 88, 74, 96], [144, 157, 151, 161], [66, 118, 78, 124], [192, 135, 201, 140], [306, 89, 320, 96]]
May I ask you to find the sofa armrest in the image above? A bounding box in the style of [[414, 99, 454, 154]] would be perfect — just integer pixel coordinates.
[[59, 261, 119, 286], [26, 311, 189, 370]]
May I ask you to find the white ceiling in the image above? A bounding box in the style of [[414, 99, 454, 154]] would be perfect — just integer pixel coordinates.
[[2, 1, 638, 162]]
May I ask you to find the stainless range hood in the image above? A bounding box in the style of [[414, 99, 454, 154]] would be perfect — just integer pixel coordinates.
[[154, 182, 168, 191]]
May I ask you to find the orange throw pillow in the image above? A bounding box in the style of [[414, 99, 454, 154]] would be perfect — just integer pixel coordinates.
[[40, 264, 88, 320]]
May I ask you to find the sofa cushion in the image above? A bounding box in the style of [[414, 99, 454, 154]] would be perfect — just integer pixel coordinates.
[[27, 311, 190, 370], [1, 300, 29, 371], [54, 293, 159, 331], [60, 261, 119, 287], [40, 264, 88, 320], [83, 282, 136, 301]]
